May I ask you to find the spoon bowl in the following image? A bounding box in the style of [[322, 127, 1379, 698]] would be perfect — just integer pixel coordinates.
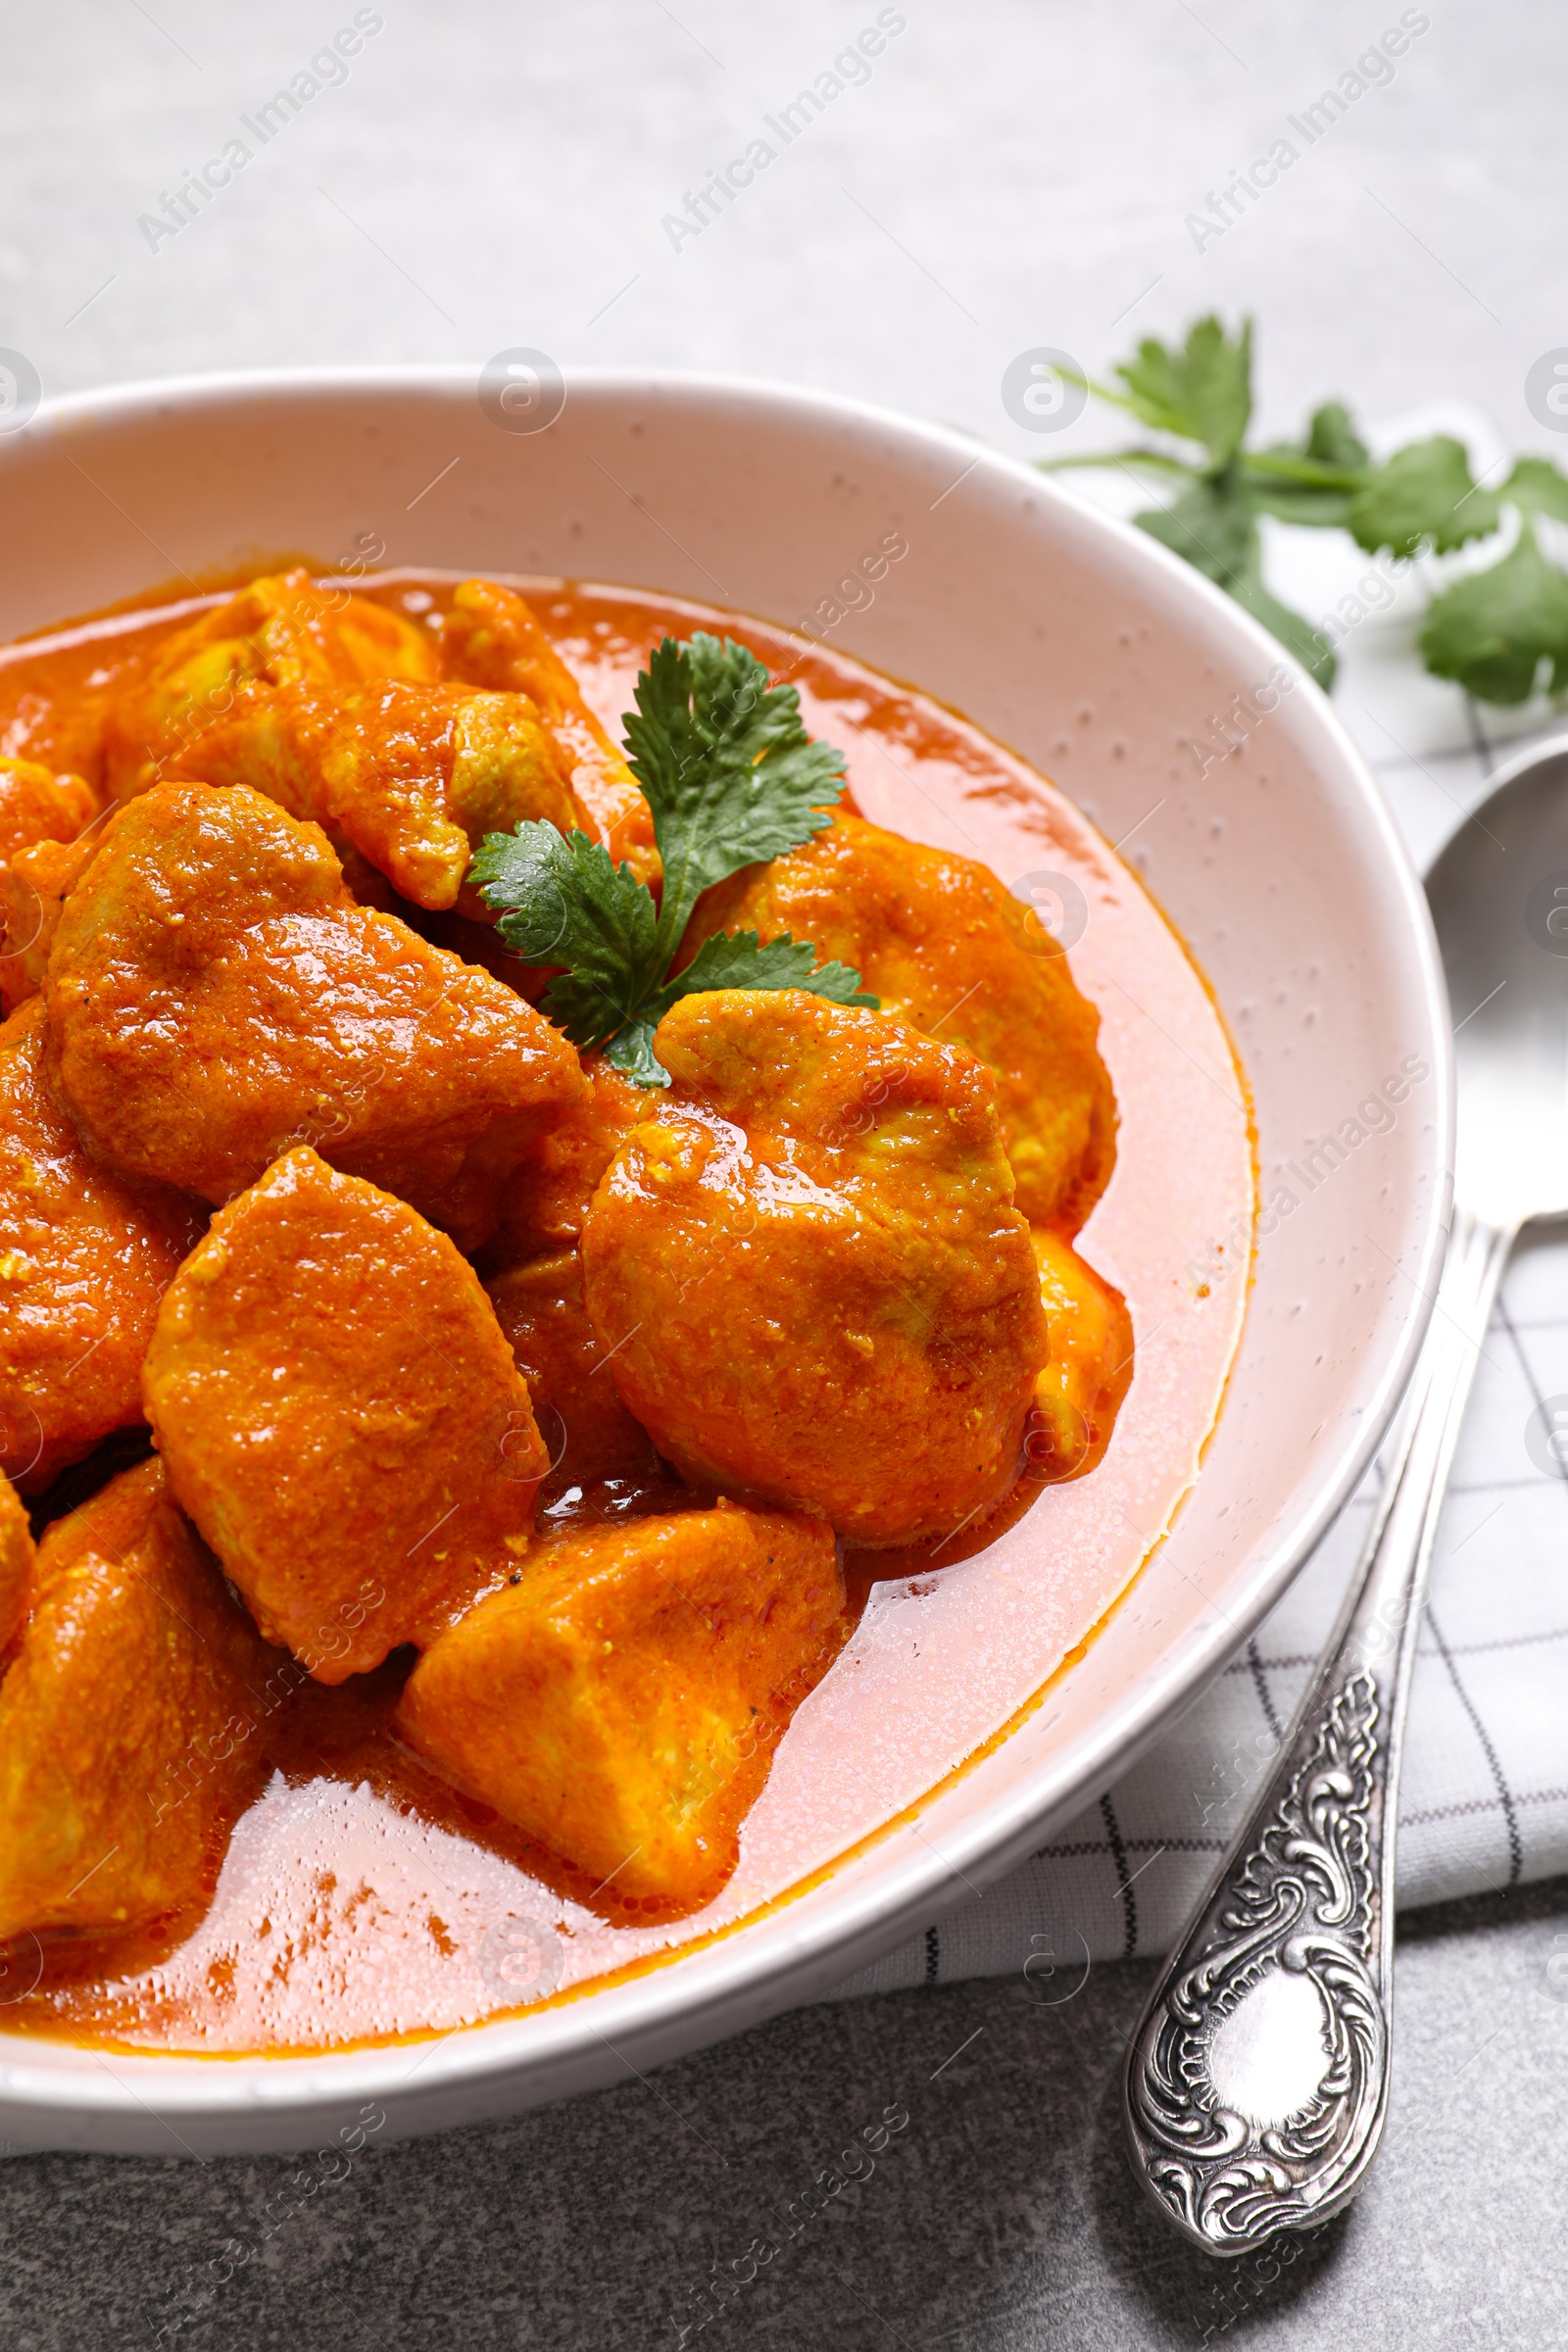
[[1428, 732, 1568, 1229]]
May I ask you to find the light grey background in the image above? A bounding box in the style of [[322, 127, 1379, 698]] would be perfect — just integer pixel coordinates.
[[4, 0, 1557, 457], [2, 3, 1565, 2345]]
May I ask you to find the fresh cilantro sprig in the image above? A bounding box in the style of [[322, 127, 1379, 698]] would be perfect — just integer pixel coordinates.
[[1039, 315, 1568, 706], [1041, 318, 1348, 685], [470, 632, 876, 1085], [624, 632, 851, 964]]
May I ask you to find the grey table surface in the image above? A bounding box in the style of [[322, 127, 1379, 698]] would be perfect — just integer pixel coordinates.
[[3, 2, 1567, 2344]]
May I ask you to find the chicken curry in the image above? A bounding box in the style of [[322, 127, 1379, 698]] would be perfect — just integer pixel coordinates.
[[0, 564, 1246, 2052]]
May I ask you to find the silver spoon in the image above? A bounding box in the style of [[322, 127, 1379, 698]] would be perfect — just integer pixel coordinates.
[[1121, 729, 1568, 2254]]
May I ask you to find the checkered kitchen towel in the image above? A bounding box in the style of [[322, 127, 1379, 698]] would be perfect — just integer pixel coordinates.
[[832, 471, 1568, 1997], [832, 1290, 1568, 1991]]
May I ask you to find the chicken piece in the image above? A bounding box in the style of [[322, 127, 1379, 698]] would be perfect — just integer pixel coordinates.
[[0, 757, 98, 869], [1023, 1228, 1134, 1484], [441, 579, 659, 886], [102, 567, 440, 803], [0, 1000, 205, 1493], [485, 1248, 662, 1493], [181, 680, 585, 915], [396, 1502, 845, 1908], [43, 782, 584, 1250], [0, 1474, 33, 1657], [0, 762, 102, 1013], [0, 1458, 272, 1943], [581, 991, 1047, 1547], [0, 813, 115, 1006], [143, 1148, 546, 1683], [690, 812, 1116, 1234], [0, 831, 104, 1014], [487, 1055, 648, 1268]]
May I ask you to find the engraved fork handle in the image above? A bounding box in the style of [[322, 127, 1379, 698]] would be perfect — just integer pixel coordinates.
[[1122, 1202, 1515, 2255]]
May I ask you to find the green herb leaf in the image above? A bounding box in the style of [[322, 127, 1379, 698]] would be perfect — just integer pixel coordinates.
[[1347, 435, 1502, 558], [1244, 478, 1357, 528], [1418, 523, 1568, 704], [1030, 308, 1568, 709], [600, 1019, 674, 1089], [1135, 479, 1256, 586], [656, 926, 877, 1014], [1247, 405, 1371, 525], [1114, 317, 1252, 469], [1301, 401, 1371, 473], [623, 633, 847, 961], [1502, 455, 1568, 523], [470, 822, 662, 1052]]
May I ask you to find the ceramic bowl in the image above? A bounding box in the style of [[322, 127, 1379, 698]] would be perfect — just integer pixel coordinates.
[[0, 369, 1449, 2152]]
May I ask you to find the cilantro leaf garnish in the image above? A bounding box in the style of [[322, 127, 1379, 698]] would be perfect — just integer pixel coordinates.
[[1042, 318, 1339, 686], [1035, 310, 1568, 709], [470, 634, 875, 1086], [469, 824, 662, 1052], [1500, 456, 1568, 523], [1134, 477, 1254, 586], [1247, 406, 1370, 527], [1299, 401, 1371, 472], [1346, 436, 1502, 559], [657, 925, 872, 1006], [1111, 316, 1254, 469], [624, 631, 848, 964], [1418, 523, 1568, 705]]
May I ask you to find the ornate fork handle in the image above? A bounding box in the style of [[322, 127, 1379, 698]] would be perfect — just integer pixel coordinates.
[[1122, 1203, 1514, 2255]]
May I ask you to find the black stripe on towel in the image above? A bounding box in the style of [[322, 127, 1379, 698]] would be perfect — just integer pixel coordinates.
[[1427, 1606, 1524, 1886], [1102, 1791, 1138, 1959]]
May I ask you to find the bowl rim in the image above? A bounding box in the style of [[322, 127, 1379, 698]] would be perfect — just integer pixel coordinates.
[[0, 364, 1452, 2141]]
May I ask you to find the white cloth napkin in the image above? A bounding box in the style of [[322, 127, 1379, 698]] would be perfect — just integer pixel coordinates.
[[830, 438, 1568, 1998]]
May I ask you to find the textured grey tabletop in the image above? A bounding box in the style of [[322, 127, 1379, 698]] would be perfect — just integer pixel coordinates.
[[3, 2, 1567, 2344]]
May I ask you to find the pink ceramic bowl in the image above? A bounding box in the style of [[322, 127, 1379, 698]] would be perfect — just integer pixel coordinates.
[[0, 369, 1449, 2152]]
